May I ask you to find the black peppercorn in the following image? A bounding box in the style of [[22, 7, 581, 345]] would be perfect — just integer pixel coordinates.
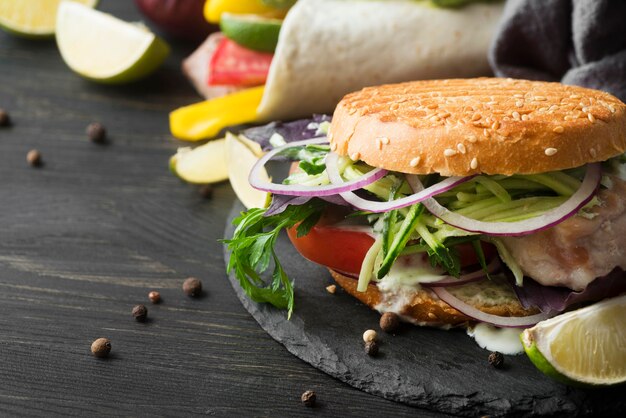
[[26, 149, 42, 167], [0, 109, 10, 127], [488, 351, 504, 369], [132, 304, 148, 322], [380, 312, 400, 333], [365, 340, 379, 357], [300, 390, 316, 407], [148, 291, 161, 304], [183, 277, 202, 297], [199, 185, 213, 199], [86, 122, 106, 143], [91, 338, 111, 358]]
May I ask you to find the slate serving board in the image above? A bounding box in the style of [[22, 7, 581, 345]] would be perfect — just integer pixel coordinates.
[[224, 201, 624, 417]]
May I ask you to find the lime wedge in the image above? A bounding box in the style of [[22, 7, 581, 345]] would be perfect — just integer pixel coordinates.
[[56, 2, 169, 84], [225, 132, 269, 209], [220, 13, 281, 53], [0, 0, 96, 38], [170, 139, 229, 184], [522, 295, 626, 386]]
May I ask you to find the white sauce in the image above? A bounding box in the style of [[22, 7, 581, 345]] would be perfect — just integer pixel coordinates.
[[467, 323, 524, 355]]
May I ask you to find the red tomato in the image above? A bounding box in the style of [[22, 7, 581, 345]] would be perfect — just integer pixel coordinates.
[[208, 38, 273, 87], [287, 208, 496, 276]]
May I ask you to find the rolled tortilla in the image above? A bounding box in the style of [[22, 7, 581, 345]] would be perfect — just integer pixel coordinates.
[[257, 0, 504, 121]]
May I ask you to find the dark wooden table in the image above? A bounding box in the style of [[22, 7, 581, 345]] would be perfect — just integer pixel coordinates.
[[0, 3, 448, 417]]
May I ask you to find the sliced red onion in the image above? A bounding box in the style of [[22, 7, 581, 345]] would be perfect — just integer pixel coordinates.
[[248, 138, 387, 196], [422, 257, 501, 287], [407, 163, 602, 236], [431, 286, 551, 328], [325, 152, 474, 213]]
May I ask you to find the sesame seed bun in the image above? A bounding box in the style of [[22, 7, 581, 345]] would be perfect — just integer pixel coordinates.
[[328, 269, 538, 327], [329, 78, 626, 176]]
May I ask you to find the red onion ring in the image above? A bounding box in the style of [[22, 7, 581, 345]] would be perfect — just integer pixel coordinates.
[[422, 257, 501, 287], [431, 286, 551, 328], [406, 163, 602, 236], [248, 138, 387, 196], [325, 152, 474, 213]]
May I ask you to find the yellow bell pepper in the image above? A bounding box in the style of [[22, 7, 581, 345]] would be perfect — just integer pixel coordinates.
[[169, 86, 264, 141], [204, 0, 277, 24]]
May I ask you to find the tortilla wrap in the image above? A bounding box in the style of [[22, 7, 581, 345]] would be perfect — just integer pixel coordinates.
[[257, 0, 504, 121]]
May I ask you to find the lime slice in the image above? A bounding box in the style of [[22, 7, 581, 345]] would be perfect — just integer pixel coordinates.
[[225, 132, 269, 209], [220, 13, 281, 53], [170, 139, 229, 184], [0, 0, 96, 38], [56, 2, 169, 84], [522, 295, 626, 386]]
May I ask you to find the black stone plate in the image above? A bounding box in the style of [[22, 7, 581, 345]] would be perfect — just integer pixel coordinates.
[[224, 201, 624, 417]]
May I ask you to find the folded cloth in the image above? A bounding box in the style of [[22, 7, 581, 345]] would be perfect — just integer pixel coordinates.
[[489, 0, 626, 102]]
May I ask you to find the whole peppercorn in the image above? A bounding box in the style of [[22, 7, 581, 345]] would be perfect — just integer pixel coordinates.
[[300, 390, 316, 407], [380, 312, 400, 333], [365, 340, 379, 357], [0, 108, 10, 126], [182, 277, 202, 297], [26, 149, 42, 167], [148, 291, 161, 304], [199, 184, 213, 199], [488, 351, 504, 369], [132, 304, 148, 322], [362, 329, 378, 343], [86, 122, 106, 143], [91, 338, 111, 358]]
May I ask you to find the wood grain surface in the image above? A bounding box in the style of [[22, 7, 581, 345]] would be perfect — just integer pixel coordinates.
[[0, 2, 448, 417]]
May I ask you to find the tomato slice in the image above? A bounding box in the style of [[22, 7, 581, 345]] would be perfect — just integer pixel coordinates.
[[287, 207, 496, 276], [208, 37, 273, 87]]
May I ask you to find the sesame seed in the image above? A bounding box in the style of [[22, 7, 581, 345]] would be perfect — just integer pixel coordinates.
[[553, 126, 564, 133], [587, 113, 596, 123], [545, 148, 558, 156], [444, 149, 457, 157], [330, 142, 337, 151], [534, 96, 547, 101], [514, 94, 524, 99], [512, 111, 521, 120], [471, 113, 481, 121], [410, 157, 421, 167], [457, 143, 466, 154], [487, 101, 498, 105], [381, 137, 390, 145], [483, 128, 489, 138], [582, 106, 589, 113], [492, 121, 500, 130], [608, 104, 616, 113], [515, 101, 524, 108], [430, 115, 441, 122], [439, 112, 451, 119], [390, 103, 400, 111], [466, 135, 477, 143], [427, 104, 438, 109], [470, 158, 478, 170], [350, 152, 361, 161], [521, 114, 530, 121], [589, 148, 597, 158], [570, 94, 581, 99]]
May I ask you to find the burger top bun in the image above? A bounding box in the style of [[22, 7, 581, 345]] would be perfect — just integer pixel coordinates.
[[329, 78, 626, 176]]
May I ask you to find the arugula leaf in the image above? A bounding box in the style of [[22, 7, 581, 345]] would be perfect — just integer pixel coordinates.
[[224, 199, 326, 317]]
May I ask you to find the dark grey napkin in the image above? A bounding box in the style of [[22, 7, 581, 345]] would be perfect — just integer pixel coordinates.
[[489, 0, 626, 101]]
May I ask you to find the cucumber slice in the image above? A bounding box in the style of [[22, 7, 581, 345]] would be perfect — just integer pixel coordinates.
[[376, 204, 424, 279]]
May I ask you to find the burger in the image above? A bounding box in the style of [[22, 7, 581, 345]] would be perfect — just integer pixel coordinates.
[[225, 78, 626, 335]]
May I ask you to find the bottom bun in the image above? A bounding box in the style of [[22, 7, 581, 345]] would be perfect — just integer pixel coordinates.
[[329, 269, 538, 327]]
